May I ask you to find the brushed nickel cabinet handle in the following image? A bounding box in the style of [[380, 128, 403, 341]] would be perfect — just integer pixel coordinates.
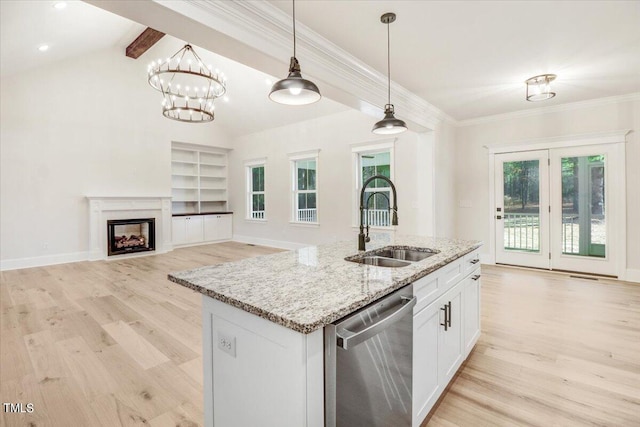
[[472, 274, 481, 281], [446, 301, 452, 328], [470, 258, 480, 264]]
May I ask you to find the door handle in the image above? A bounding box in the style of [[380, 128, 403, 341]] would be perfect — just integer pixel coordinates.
[[446, 301, 452, 328]]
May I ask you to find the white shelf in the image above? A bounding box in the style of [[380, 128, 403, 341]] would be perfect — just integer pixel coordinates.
[[171, 143, 229, 214]]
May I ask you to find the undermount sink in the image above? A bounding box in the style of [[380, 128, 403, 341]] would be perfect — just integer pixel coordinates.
[[355, 256, 412, 268], [374, 248, 436, 262], [345, 246, 439, 268]]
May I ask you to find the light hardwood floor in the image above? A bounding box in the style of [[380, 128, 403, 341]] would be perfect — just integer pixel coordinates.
[[2, 244, 639, 426]]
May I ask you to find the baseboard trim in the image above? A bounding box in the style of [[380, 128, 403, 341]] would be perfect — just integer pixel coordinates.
[[624, 269, 640, 283], [1, 251, 89, 271], [232, 235, 309, 251]]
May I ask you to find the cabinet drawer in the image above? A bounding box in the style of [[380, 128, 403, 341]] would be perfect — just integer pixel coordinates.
[[413, 274, 440, 313], [462, 249, 481, 275], [413, 258, 463, 313]]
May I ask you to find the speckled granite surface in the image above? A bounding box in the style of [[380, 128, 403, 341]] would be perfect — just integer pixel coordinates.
[[168, 235, 481, 334]]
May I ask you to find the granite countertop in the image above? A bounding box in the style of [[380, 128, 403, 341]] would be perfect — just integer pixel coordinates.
[[168, 235, 482, 334]]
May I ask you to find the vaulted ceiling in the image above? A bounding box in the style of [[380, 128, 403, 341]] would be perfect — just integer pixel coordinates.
[[2, 0, 639, 130]]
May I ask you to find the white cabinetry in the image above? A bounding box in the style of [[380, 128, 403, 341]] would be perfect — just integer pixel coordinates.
[[172, 216, 204, 245], [204, 214, 233, 241], [202, 297, 324, 427], [412, 251, 481, 427], [173, 213, 233, 246], [171, 142, 230, 215]]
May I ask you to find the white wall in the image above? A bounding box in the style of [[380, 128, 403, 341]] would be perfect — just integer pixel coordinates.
[[0, 46, 230, 267], [228, 110, 435, 249], [433, 120, 457, 238], [455, 97, 640, 277]]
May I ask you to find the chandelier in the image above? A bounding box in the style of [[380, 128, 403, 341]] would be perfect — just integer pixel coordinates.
[[148, 44, 226, 122]]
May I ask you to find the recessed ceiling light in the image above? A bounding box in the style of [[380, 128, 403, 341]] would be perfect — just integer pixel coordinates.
[[53, 2, 67, 9], [265, 78, 272, 86], [223, 96, 229, 102], [38, 45, 50, 52]]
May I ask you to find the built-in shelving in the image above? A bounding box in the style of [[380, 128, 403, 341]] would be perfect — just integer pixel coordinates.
[[171, 142, 231, 215]]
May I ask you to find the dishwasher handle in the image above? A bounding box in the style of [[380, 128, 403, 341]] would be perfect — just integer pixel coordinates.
[[336, 296, 416, 350]]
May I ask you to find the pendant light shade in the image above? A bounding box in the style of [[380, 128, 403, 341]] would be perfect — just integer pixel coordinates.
[[269, 57, 321, 105], [372, 104, 408, 135], [269, 0, 321, 105], [372, 12, 407, 135]]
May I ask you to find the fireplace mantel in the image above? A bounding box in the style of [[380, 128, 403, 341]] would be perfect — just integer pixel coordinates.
[[87, 196, 172, 260]]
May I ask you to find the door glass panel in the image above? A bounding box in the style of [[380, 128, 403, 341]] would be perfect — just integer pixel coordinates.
[[561, 155, 605, 257], [503, 160, 540, 252]]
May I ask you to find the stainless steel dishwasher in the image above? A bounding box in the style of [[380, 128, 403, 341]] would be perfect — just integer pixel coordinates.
[[325, 285, 416, 427]]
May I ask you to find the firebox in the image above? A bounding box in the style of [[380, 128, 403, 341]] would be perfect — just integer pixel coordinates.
[[107, 218, 155, 256]]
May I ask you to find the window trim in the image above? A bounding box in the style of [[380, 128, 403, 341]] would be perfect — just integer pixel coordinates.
[[351, 140, 395, 229], [289, 149, 320, 225], [244, 158, 267, 222]]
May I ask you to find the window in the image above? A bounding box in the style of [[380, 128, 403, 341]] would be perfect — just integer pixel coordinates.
[[289, 150, 319, 224], [353, 142, 394, 228], [245, 160, 266, 220]]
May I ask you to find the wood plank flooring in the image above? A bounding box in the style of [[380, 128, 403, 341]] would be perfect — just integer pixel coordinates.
[[2, 245, 639, 426]]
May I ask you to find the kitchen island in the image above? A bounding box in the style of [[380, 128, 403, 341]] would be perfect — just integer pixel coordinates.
[[168, 235, 482, 427]]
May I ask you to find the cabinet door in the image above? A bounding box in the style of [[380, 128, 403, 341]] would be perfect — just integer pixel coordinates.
[[413, 302, 442, 426], [438, 284, 463, 386], [185, 216, 204, 243], [203, 215, 219, 241], [216, 214, 232, 240], [172, 217, 187, 245], [463, 270, 481, 357]]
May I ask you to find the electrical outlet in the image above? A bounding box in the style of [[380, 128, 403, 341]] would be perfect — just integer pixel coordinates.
[[217, 330, 236, 357]]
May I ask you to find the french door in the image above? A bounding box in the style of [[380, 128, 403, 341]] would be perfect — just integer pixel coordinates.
[[494, 144, 622, 276], [495, 151, 550, 269]]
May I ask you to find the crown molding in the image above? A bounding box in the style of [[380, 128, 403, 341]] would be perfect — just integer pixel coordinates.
[[457, 92, 640, 127], [153, 0, 454, 131]]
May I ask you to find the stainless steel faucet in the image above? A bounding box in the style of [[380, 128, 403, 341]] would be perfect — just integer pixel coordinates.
[[358, 175, 398, 251]]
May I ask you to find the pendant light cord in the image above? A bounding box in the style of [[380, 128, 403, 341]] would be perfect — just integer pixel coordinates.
[[292, 0, 297, 58], [387, 20, 391, 105]]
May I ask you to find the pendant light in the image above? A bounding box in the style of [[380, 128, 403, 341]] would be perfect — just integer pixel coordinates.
[[269, 0, 321, 105], [372, 12, 407, 135]]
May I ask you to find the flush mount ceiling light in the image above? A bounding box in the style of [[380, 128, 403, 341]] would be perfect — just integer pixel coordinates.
[[372, 12, 407, 135], [269, 0, 321, 105], [147, 44, 226, 123], [38, 44, 49, 52], [53, 2, 67, 9], [525, 74, 557, 102]]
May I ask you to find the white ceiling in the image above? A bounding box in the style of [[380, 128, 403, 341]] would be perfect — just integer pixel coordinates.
[[272, 0, 640, 121], [0, 0, 348, 138], [3, 1, 638, 127]]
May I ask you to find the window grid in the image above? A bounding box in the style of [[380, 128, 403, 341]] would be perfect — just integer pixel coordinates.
[[293, 158, 318, 223], [360, 151, 392, 227], [247, 164, 265, 220]]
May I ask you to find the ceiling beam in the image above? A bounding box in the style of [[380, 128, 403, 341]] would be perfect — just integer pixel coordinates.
[[125, 27, 165, 59]]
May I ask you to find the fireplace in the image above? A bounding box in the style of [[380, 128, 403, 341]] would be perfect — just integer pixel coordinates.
[[107, 218, 156, 256]]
